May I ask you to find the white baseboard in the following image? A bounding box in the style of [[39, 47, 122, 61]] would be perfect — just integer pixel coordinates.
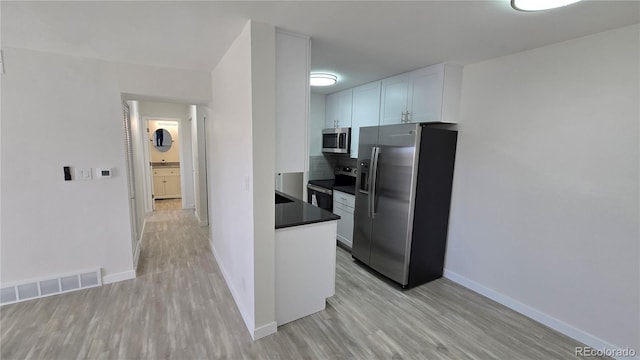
[[195, 211, 209, 227], [102, 270, 136, 284], [133, 221, 145, 270], [210, 239, 266, 340], [253, 321, 278, 340], [443, 269, 638, 360], [133, 241, 142, 270]]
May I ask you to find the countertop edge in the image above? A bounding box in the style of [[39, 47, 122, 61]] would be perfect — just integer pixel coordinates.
[[275, 217, 339, 230], [332, 186, 356, 196], [275, 190, 340, 229]]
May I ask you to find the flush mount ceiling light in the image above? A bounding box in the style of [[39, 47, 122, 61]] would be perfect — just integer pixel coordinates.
[[310, 73, 337, 86], [511, 0, 582, 11]]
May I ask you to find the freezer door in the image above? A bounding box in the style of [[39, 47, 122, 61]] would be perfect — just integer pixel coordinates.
[[369, 123, 420, 285], [352, 126, 379, 265]]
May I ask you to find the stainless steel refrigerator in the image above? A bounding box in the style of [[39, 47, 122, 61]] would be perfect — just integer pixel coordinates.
[[352, 123, 457, 288]]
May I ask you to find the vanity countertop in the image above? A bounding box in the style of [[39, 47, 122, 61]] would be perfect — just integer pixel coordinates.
[[151, 162, 180, 167], [275, 191, 339, 229]]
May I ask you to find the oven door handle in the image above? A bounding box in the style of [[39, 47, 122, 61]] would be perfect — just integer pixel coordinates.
[[307, 184, 333, 195]]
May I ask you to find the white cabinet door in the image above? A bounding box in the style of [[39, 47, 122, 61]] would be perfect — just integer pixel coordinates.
[[337, 89, 353, 128], [333, 190, 355, 248], [153, 168, 181, 199], [153, 175, 165, 197], [407, 64, 445, 123], [325, 92, 339, 129], [164, 175, 181, 197], [351, 81, 381, 159], [325, 89, 353, 129], [275, 31, 310, 173], [440, 63, 463, 124], [408, 63, 463, 123], [333, 205, 353, 248], [379, 73, 409, 125]]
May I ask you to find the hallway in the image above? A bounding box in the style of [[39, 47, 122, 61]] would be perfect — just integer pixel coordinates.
[[1, 208, 595, 359], [1, 208, 254, 359]]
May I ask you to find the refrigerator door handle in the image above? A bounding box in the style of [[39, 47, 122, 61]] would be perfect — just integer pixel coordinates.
[[370, 146, 380, 219], [368, 147, 375, 217]]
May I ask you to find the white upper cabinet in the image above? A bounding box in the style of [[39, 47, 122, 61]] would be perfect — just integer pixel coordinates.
[[314, 63, 463, 161], [350, 81, 381, 158], [275, 30, 310, 173], [407, 63, 462, 123], [380, 63, 463, 125], [379, 73, 409, 125], [407, 65, 444, 123], [325, 89, 353, 129]]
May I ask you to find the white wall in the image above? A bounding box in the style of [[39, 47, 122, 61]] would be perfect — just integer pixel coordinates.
[[189, 105, 209, 226], [127, 100, 146, 264], [196, 105, 209, 225], [115, 63, 211, 105], [274, 30, 309, 174], [309, 93, 326, 156], [139, 101, 194, 210], [446, 24, 639, 353], [0, 47, 210, 284], [250, 21, 276, 336], [208, 21, 277, 340]]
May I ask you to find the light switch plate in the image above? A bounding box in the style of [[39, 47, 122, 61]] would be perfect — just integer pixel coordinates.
[[75, 168, 92, 180]]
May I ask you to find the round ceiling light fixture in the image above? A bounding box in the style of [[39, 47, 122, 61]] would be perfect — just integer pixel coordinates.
[[310, 73, 338, 86], [511, 0, 582, 11]]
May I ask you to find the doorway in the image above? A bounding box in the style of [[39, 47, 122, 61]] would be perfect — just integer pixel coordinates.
[[147, 119, 182, 211], [123, 98, 210, 271]]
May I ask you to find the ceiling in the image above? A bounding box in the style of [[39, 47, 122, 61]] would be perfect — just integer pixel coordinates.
[[2, 1, 639, 94]]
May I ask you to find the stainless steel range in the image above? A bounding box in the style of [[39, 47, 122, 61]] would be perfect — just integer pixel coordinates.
[[306, 167, 356, 212]]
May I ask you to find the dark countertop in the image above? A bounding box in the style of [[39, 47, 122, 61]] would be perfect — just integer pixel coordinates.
[[275, 191, 340, 229], [332, 185, 356, 195], [308, 179, 335, 189], [308, 176, 356, 196]]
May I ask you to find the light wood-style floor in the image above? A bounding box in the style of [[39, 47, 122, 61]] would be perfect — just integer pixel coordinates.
[[1, 207, 603, 359], [154, 198, 182, 211]]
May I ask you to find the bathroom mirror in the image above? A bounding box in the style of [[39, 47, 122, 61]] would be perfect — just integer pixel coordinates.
[[152, 128, 172, 152]]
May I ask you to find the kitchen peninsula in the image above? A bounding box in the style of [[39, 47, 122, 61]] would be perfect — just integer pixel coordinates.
[[274, 191, 339, 325]]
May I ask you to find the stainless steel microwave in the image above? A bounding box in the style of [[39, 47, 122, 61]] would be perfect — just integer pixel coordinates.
[[322, 127, 351, 154]]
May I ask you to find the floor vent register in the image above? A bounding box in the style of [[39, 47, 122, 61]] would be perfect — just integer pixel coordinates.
[[0, 269, 102, 306]]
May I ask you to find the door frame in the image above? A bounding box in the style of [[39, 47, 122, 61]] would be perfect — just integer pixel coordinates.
[[143, 116, 184, 211]]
